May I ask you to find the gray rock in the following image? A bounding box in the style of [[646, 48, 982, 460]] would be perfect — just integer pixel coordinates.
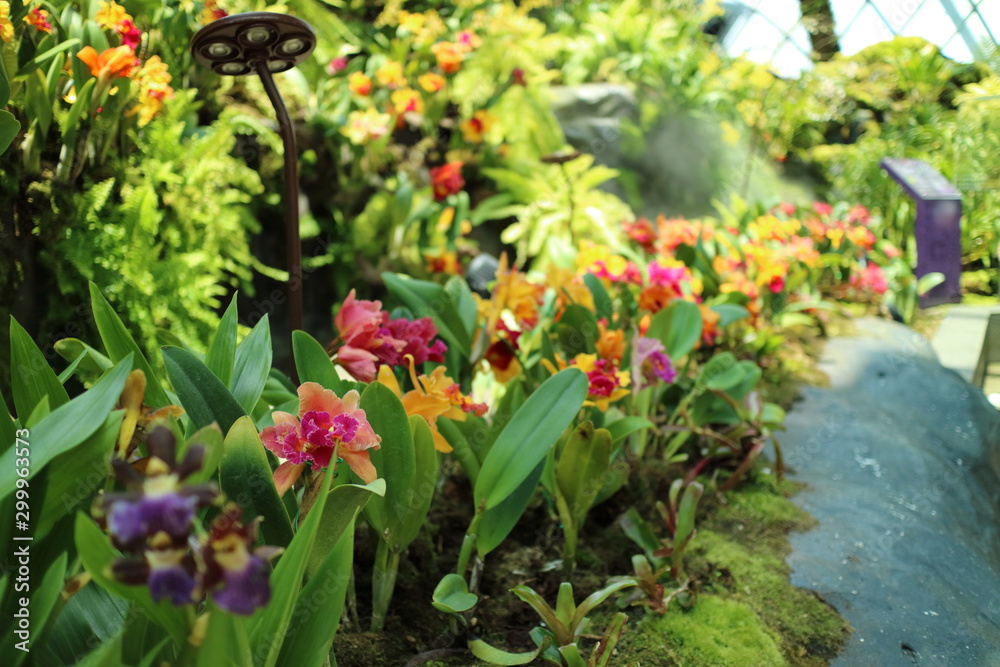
[[782, 316, 1000, 666]]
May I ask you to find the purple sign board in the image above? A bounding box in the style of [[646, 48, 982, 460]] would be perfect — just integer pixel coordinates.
[[880, 158, 962, 307]]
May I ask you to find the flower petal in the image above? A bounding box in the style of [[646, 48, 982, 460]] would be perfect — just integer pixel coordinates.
[[273, 461, 306, 497]]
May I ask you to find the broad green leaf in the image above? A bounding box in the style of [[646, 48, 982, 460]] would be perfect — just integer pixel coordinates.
[[593, 613, 628, 667], [475, 368, 587, 509], [35, 411, 121, 539], [292, 330, 344, 394], [89, 283, 170, 408], [555, 582, 576, 628], [431, 573, 478, 613], [557, 643, 587, 667], [249, 469, 334, 667], [197, 605, 251, 667], [10, 316, 69, 417], [359, 381, 414, 538], [25, 394, 51, 428], [74, 513, 190, 644], [556, 423, 611, 520], [605, 416, 654, 446], [205, 296, 239, 388], [307, 478, 385, 578], [220, 416, 293, 549], [393, 415, 438, 550], [0, 358, 131, 502], [277, 526, 356, 667], [231, 316, 272, 414], [57, 349, 89, 383], [647, 299, 702, 361], [760, 402, 786, 428], [477, 459, 545, 557], [162, 346, 246, 435]]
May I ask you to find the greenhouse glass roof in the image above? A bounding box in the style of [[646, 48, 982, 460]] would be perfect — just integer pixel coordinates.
[[719, 0, 999, 76]]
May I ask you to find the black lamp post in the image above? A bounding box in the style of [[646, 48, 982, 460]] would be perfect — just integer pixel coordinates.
[[191, 13, 315, 378]]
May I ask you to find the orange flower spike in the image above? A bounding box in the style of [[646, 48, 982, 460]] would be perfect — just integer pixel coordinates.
[[24, 7, 53, 33], [348, 71, 372, 96]]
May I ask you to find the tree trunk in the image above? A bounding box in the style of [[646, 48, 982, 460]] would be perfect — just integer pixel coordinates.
[[799, 0, 841, 62]]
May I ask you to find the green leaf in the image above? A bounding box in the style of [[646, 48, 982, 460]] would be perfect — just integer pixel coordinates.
[[205, 295, 239, 388], [697, 352, 744, 391], [583, 273, 614, 320], [445, 275, 479, 339], [468, 636, 550, 666], [475, 368, 587, 509], [249, 469, 334, 667], [231, 315, 272, 414], [307, 478, 385, 578], [54, 338, 113, 377], [197, 606, 251, 667], [569, 579, 636, 636], [0, 553, 66, 664], [220, 416, 293, 549], [359, 381, 414, 539], [10, 316, 69, 417], [277, 526, 357, 667], [0, 110, 19, 155], [555, 582, 576, 629], [647, 300, 703, 361], [292, 330, 344, 394], [0, 386, 13, 458], [556, 423, 611, 520], [437, 417, 480, 484], [556, 305, 598, 357], [382, 272, 471, 356], [0, 358, 131, 502], [26, 38, 81, 68], [393, 415, 438, 550], [477, 459, 545, 557], [510, 585, 566, 638], [619, 507, 663, 560], [35, 411, 121, 539], [184, 424, 225, 485], [74, 513, 190, 644], [89, 283, 171, 408], [673, 481, 704, 556], [710, 303, 750, 328], [605, 416, 654, 446], [162, 346, 247, 435], [432, 573, 478, 613]]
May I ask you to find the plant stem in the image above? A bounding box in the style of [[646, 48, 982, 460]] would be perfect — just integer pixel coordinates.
[[370, 538, 400, 632], [455, 511, 482, 579]]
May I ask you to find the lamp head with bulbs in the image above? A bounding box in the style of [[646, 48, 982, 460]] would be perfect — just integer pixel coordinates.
[[190, 12, 316, 76]]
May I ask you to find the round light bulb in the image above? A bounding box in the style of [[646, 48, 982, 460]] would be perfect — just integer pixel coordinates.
[[267, 59, 292, 72], [278, 38, 306, 55], [207, 42, 233, 58], [220, 62, 248, 74], [243, 26, 273, 44]]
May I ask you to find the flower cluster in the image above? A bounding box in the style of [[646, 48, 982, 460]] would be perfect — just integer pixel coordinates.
[[94, 426, 277, 615], [261, 382, 382, 493], [73, 1, 174, 125], [331, 290, 448, 383]]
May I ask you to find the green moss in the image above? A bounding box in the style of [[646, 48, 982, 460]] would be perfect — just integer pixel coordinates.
[[658, 596, 786, 666], [689, 479, 851, 665]]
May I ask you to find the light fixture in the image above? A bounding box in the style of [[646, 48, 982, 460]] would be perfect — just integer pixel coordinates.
[[191, 13, 316, 381]]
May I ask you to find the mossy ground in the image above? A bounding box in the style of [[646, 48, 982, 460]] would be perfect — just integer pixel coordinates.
[[332, 470, 850, 667]]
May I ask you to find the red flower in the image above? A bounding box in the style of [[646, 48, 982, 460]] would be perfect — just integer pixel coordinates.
[[430, 161, 464, 201]]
